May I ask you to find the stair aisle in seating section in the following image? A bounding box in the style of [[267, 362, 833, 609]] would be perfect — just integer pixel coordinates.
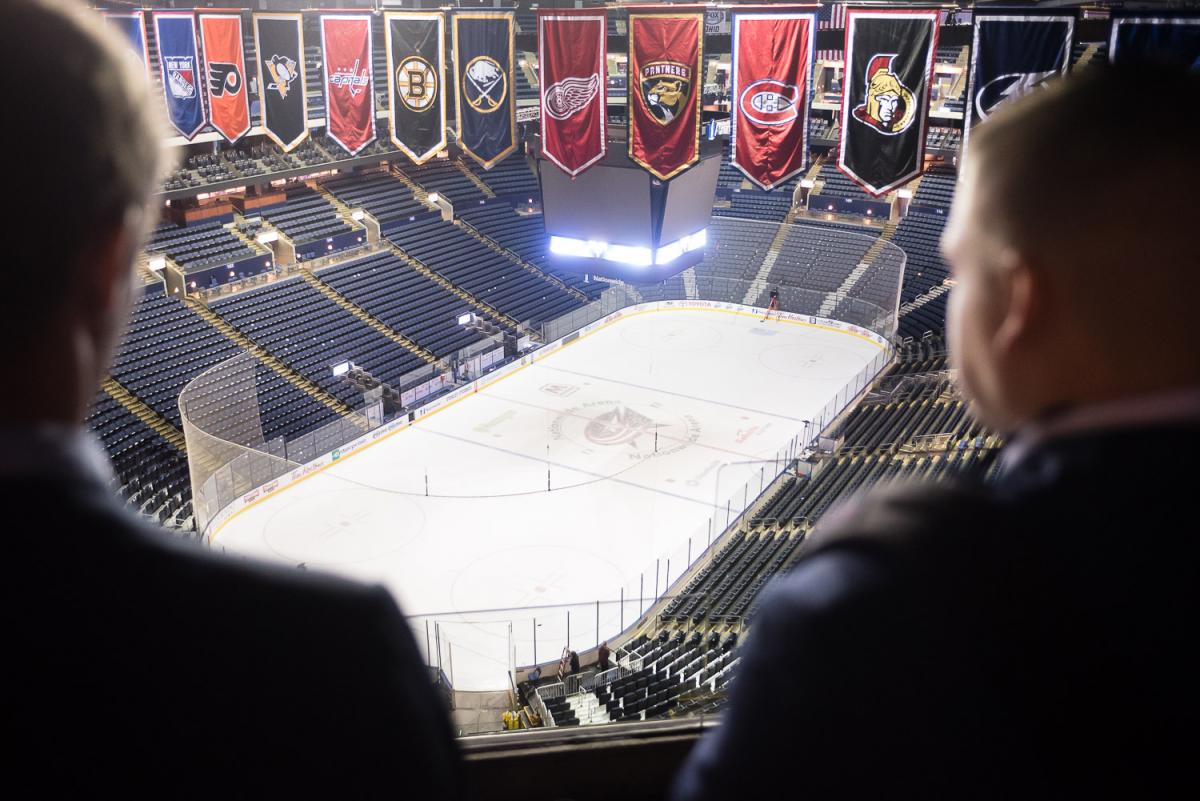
[[567, 692, 612, 726], [742, 220, 796, 305], [819, 221, 897, 317], [389, 163, 431, 205], [100, 378, 188, 453], [453, 157, 497, 199], [455, 217, 591, 305]]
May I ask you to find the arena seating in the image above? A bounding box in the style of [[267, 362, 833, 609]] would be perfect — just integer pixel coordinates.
[[912, 164, 957, 208], [718, 188, 793, 222], [401, 159, 485, 206], [258, 186, 359, 251], [470, 157, 541, 199], [816, 162, 875, 200], [147, 220, 258, 271], [322, 171, 428, 225]]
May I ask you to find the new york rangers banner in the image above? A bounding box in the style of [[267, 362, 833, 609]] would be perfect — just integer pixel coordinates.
[[199, 14, 251, 144], [628, 12, 703, 181], [321, 15, 375, 156], [154, 13, 206, 140], [838, 9, 939, 197], [731, 10, 816, 190], [386, 12, 446, 165], [104, 12, 150, 78], [1109, 14, 1200, 70], [253, 14, 308, 152], [538, 9, 607, 177], [453, 12, 516, 169]]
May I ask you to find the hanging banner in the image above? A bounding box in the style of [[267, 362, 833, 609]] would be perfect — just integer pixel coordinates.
[[386, 12, 446, 165], [453, 12, 517, 169], [154, 12, 207, 140], [731, 10, 816, 190], [199, 14, 251, 144], [253, 14, 308, 152], [837, 9, 939, 197], [104, 12, 150, 78], [538, 9, 607, 178], [1109, 14, 1200, 70], [628, 11, 703, 181], [321, 14, 375, 156]]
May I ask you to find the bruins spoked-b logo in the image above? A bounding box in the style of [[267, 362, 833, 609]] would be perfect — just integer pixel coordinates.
[[640, 60, 692, 125], [464, 56, 507, 113], [852, 54, 917, 135], [396, 56, 437, 112]]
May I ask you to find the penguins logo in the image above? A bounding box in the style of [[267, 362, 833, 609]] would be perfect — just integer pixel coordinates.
[[640, 61, 692, 125], [265, 54, 299, 100], [852, 54, 917, 135], [396, 56, 437, 112]]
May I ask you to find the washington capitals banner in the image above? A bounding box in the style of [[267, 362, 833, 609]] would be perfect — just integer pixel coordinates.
[[386, 12, 446, 165], [538, 9, 607, 177], [253, 14, 308, 152], [1109, 14, 1200, 71], [628, 11, 703, 181], [731, 10, 816, 190], [104, 12, 150, 78], [838, 9, 939, 197], [154, 13, 206, 140], [199, 14, 251, 144], [453, 12, 517, 169], [321, 15, 375, 156]]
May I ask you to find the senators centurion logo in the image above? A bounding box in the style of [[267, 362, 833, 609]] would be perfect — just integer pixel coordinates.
[[396, 56, 437, 112], [464, 56, 507, 113], [265, 54, 299, 100], [852, 54, 917, 135], [640, 60, 692, 125], [544, 74, 600, 121], [738, 79, 801, 126]]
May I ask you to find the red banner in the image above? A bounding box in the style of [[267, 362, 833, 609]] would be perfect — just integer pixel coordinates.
[[628, 12, 703, 181], [321, 15, 375, 155], [538, 10, 607, 177], [731, 11, 816, 190], [199, 14, 250, 143]]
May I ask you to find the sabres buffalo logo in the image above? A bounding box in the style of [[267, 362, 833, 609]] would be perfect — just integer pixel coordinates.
[[738, 79, 800, 127], [852, 54, 917, 135], [640, 61, 692, 125], [464, 56, 507, 113]]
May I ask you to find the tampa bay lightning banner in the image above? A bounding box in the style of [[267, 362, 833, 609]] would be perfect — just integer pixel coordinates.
[[453, 12, 516, 169], [1109, 14, 1200, 71], [154, 12, 207, 140]]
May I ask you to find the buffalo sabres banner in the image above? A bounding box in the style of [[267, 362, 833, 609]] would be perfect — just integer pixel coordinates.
[[838, 9, 939, 197], [386, 12, 446, 165], [538, 9, 607, 177], [731, 10, 816, 190], [1109, 14, 1200, 70], [628, 11, 704, 181], [321, 14, 375, 156], [104, 12, 150, 79], [253, 14, 308, 152], [199, 14, 251, 144], [453, 12, 517, 169], [154, 12, 206, 140]]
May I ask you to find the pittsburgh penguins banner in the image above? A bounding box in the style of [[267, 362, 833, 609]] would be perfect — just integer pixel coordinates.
[[199, 14, 251, 144], [321, 14, 375, 156], [453, 12, 517, 169], [154, 12, 206, 140], [254, 14, 308, 152], [386, 12, 446, 165], [538, 9, 607, 177], [1109, 14, 1200, 70], [838, 9, 939, 197], [628, 11, 703, 181], [104, 12, 150, 79], [731, 10, 816, 190]]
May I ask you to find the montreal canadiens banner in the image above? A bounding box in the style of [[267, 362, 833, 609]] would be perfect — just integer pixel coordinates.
[[321, 14, 375, 156], [838, 9, 939, 197], [628, 12, 703, 181], [1109, 14, 1200, 70], [731, 10, 816, 190], [453, 12, 517, 169], [154, 13, 206, 140], [538, 9, 607, 178], [253, 14, 308, 152], [199, 14, 251, 144], [104, 12, 150, 78], [386, 12, 446, 165]]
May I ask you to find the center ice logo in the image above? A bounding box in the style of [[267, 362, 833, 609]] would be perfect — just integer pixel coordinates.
[[584, 406, 656, 447], [549, 400, 701, 464]]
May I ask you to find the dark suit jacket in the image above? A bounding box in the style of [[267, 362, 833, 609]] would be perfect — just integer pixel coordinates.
[[672, 422, 1200, 799], [3, 472, 461, 798]]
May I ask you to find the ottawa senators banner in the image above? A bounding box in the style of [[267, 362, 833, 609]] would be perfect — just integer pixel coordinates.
[[104, 12, 150, 79], [386, 12, 446, 165], [838, 9, 939, 197], [321, 14, 375, 156], [453, 12, 517, 169], [1109, 14, 1200, 70], [731, 10, 816, 190], [254, 14, 308, 152], [199, 14, 251, 144], [628, 12, 703, 181], [154, 12, 206, 140], [538, 9, 607, 178]]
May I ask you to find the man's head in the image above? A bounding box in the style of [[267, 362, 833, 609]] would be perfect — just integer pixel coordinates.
[[942, 65, 1200, 432]]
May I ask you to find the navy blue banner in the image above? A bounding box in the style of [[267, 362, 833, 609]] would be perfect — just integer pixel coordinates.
[[453, 12, 516, 169], [154, 13, 207, 139], [104, 12, 149, 76], [1109, 15, 1200, 71]]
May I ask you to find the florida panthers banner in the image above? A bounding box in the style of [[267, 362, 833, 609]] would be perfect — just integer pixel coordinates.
[[154, 13, 206, 140], [1109, 14, 1200, 70], [199, 14, 251, 144], [253, 14, 308, 152], [538, 10, 607, 177], [628, 12, 703, 181], [104, 12, 150, 78], [838, 9, 939, 197], [731, 10, 816, 190], [453, 12, 517, 169], [321, 15, 375, 156], [386, 12, 446, 165]]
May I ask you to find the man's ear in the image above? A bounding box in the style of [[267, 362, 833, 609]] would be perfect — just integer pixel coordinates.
[[992, 251, 1041, 361]]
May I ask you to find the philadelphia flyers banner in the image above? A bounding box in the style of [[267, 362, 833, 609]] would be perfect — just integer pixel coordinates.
[[386, 12, 446, 165], [538, 9, 607, 178], [731, 9, 816, 190], [253, 14, 308, 152], [321, 14, 375, 156], [199, 14, 251, 144], [838, 9, 939, 197], [628, 11, 703, 181]]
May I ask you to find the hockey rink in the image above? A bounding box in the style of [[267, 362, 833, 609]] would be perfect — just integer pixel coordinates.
[[212, 307, 884, 689]]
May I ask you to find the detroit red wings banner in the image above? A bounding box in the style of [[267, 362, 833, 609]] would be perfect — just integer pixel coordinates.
[[199, 14, 251, 144], [628, 12, 703, 181], [538, 10, 607, 177], [731, 10, 816, 190], [321, 15, 375, 156]]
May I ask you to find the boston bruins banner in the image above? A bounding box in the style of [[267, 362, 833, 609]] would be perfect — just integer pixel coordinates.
[[1109, 13, 1200, 70], [838, 9, 939, 197], [154, 12, 206, 140], [731, 10, 816, 190], [453, 12, 516, 170], [386, 12, 446, 165], [253, 14, 308, 152], [538, 9, 607, 177], [321, 14, 375, 156], [628, 11, 703, 181], [199, 14, 251, 144]]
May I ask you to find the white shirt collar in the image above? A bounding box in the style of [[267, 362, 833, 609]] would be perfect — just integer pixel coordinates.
[[0, 423, 116, 488]]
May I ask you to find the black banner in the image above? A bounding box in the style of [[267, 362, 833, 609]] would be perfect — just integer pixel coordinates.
[[386, 12, 446, 165], [453, 12, 516, 169], [253, 14, 308, 152], [1109, 13, 1200, 70]]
